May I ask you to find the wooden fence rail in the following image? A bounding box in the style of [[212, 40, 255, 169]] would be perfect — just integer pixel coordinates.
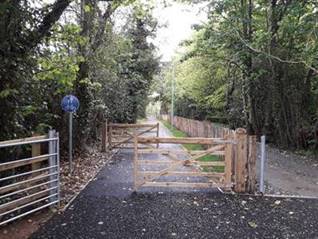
[[160, 115, 257, 193], [101, 122, 160, 152], [101, 118, 257, 193], [161, 114, 234, 138]]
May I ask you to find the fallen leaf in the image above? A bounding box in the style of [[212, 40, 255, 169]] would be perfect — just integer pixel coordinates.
[[248, 221, 258, 228]]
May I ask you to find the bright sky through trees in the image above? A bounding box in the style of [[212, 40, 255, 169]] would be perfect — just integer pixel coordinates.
[[152, 1, 207, 62]]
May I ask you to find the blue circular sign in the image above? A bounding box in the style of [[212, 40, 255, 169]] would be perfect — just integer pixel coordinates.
[[61, 95, 79, 112]]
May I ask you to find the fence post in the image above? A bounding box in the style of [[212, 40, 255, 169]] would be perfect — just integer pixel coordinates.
[[224, 135, 233, 187], [247, 135, 257, 193], [101, 120, 108, 152], [102, 122, 106, 152], [31, 135, 41, 177], [48, 130, 57, 204], [133, 130, 138, 191], [260, 135, 266, 193], [234, 128, 248, 193], [156, 122, 159, 148], [108, 124, 112, 149]]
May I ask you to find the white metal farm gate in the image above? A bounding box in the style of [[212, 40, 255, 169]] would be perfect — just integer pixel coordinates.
[[0, 130, 60, 226]]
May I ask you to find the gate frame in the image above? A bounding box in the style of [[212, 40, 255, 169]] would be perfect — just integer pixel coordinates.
[[0, 130, 60, 226], [132, 128, 257, 193], [101, 121, 159, 152], [133, 135, 234, 191]]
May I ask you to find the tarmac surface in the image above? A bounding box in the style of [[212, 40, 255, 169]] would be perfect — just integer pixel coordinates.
[[31, 121, 318, 239], [31, 176, 318, 239]]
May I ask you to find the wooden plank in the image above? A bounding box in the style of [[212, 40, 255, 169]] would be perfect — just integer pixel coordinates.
[[105, 120, 108, 153], [134, 130, 158, 134], [0, 188, 51, 214], [0, 172, 52, 194], [189, 145, 225, 161], [0, 135, 47, 147], [142, 182, 232, 189], [114, 146, 153, 150], [234, 129, 248, 193], [125, 125, 157, 137], [0, 154, 50, 172], [108, 123, 158, 128], [101, 121, 107, 152], [108, 125, 113, 149], [139, 171, 225, 177], [224, 135, 233, 185], [133, 131, 138, 191], [197, 161, 225, 166], [31, 142, 42, 181], [137, 160, 225, 166], [138, 160, 182, 187], [156, 122, 159, 148], [110, 125, 157, 149], [138, 149, 224, 156], [137, 160, 181, 164], [247, 135, 257, 193], [137, 137, 229, 145]]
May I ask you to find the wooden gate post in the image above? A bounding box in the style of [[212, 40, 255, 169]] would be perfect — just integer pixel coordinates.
[[247, 135, 257, 193], [224, 135, 233, 187], [133, 130, 138, 191], [234, 128, 248, 193], [101, 120, 107, 152], [108, 124, 113, 149], [32, 134, 42, 178], [156, 122, 159, 148]]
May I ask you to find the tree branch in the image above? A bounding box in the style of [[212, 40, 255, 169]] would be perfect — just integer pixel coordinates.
[[91, 2, 115, 53], [23, 0, 72, 53]]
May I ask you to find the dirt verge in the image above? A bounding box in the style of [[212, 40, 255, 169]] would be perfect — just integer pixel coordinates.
[[0, 147, 111, 239]]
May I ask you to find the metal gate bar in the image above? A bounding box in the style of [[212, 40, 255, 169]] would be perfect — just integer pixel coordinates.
[[0, 130, 60, 226]]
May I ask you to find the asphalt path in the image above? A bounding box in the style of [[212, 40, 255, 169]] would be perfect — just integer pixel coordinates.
[[31, 120, 318, 239]]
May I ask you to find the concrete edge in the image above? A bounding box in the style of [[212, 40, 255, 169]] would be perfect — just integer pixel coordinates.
[[223, 191, 318, 200]]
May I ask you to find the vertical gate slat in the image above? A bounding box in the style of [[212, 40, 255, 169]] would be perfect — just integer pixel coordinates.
[[133, 130, 138, 191], [224, 136, 233, 186], [234, 129, 248, 193]]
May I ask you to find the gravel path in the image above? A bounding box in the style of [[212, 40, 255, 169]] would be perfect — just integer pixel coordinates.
[[32, 191, 318, 239], [31, 120, 318, 238], [256, 145, 318, 197]]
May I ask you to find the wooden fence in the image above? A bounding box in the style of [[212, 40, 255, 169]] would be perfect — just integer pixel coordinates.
[[160, 115, 257, 193], [161, 114, 233, 138]]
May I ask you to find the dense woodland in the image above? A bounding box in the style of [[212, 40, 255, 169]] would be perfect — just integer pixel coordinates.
[[1, 0, 318, 153], [159, 0, 318, 150], [0, 0, 158, 151]]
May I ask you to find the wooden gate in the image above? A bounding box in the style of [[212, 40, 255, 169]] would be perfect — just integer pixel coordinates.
[[133, 136, 234, 191], [100, 122, 257, 193], [101, 122, 159, 152]]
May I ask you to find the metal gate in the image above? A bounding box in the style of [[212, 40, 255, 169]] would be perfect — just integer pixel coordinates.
[[0, 130, 60, 226]]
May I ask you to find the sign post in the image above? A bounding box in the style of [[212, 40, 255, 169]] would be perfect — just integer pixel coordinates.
[[61, 95, 79, 174]]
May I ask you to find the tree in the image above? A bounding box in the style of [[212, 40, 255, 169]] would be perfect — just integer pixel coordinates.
[[0, 0, 72, 140], [160, 0, 318, 149]]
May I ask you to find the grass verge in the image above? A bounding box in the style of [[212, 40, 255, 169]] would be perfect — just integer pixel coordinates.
[[161, 120, 224, 172]]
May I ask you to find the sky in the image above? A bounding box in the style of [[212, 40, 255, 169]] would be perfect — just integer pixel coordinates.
[[41, 0, 207, 62], [152, 1, 208, 62]]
